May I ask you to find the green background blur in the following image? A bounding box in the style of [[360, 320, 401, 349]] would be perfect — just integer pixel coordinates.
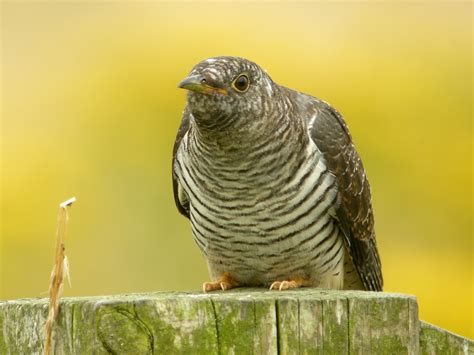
[[1, 1, 472, 339]]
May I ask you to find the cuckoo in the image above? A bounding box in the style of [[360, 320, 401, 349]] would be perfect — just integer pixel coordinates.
[[172, 56, 383, 292]]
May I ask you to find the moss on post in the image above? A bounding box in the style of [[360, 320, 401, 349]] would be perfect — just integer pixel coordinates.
[[1, 289, 471, 354], [420, 321, 473, 355]]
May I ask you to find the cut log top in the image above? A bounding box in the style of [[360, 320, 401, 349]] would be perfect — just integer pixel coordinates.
[[0, 289, 472, 354]]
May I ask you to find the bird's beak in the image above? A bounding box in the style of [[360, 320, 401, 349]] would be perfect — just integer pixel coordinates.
[[178, 75, 228, 96]]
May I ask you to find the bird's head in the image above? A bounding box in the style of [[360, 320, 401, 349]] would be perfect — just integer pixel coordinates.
[[178, 56, 276, 129]]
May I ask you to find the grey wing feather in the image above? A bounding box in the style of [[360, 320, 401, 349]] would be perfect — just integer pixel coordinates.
[[172, 107, 191, 218], [309, 100, 383, 291]]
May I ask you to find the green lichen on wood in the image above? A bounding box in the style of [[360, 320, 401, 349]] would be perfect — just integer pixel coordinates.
[[0, 305, 8, 354], [2, 299, 49, 354], [348, 292, 421, 354], [321, 294, 349, 354], [212, 295, 259, 354], [277, 295, 325, 354], [0, 289, 471, 354], [368, 296, 413, 353], [420, 321, 473, 355], [348, 293, 371, 353], [97, 305, 153, 354], [133, 295, 218, 354], [297, 296, 323, 354], [253, 298, 277, 354], [276, 297, 300, 354]]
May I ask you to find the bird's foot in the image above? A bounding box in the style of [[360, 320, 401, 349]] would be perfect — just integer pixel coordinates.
[[269, 278, 308, 291], [202, 273, 238, 293]]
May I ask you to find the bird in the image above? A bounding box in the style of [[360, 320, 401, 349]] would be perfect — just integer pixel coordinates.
[[172, 56, 383, 292]]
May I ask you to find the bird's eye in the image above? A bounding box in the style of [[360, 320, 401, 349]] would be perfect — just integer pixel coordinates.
[[232, 74, 249, 92]]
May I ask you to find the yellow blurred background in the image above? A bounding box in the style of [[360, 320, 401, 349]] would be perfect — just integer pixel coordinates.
[[1, 2, 472, 339]]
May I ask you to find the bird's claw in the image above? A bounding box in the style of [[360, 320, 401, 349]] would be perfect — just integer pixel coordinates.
[[202, 281, 234, 292], [269, 279, 307, 291], [202, 274, 238, 293]]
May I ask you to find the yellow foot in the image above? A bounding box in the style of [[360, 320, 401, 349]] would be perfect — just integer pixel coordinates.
[[269, 278, 307, 291], [202, 273, 238, 293]]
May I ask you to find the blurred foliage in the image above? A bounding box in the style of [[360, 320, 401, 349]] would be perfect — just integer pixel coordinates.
[[1, 2, 472, 338]]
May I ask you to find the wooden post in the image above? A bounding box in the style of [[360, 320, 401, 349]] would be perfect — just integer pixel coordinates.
[[0, 289, 472, 354]]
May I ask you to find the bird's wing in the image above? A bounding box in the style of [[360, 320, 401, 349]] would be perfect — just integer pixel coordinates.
[[172, 107, 191, 218], [308, 99, 383, 291]]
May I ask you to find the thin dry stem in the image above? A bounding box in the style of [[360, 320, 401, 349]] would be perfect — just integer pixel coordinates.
[[44, 197, 76, 355]]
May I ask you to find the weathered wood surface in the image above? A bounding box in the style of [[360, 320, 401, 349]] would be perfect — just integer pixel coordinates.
[[0, 289, 471, 354], [420, 321, 473, 355]]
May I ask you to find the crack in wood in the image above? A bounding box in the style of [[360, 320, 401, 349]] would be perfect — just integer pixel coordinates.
[[133, 302, 154, 355], [210, 298, 220, 354], [275, 300, 281, 355]]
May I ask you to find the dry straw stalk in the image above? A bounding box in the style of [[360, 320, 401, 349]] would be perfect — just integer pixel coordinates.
[[44, 197, 76, 355]]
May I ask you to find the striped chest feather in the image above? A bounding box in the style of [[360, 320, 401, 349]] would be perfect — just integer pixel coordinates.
[[175, 130, 345, 284]]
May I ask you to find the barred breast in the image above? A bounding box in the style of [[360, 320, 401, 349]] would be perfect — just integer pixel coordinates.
[[174, 121, 347, 288]]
